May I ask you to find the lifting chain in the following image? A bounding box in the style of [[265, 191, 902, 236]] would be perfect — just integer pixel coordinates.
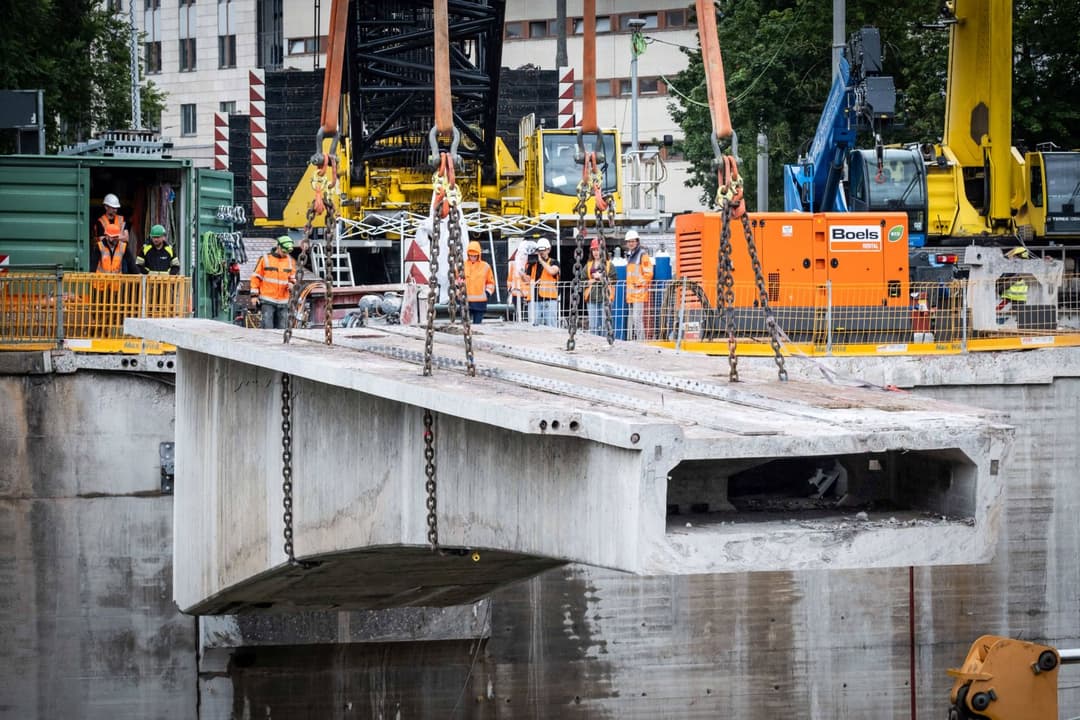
[[322, 188, 337, 346], [280, 373, 298, 562], [423, 151, 476, 377], [741, 210, 787, 381], [568, 149, 615, 349], [284, 153, 339, 345], [283, 204, 316, 345], [423, 408, 438, 551], [718, 198, 739, 382], [423, 192, 441, 377], [717, 154, 787, 382]]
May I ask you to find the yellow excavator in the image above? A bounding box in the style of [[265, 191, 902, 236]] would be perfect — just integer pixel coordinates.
[[947, 635, 1080, 719]]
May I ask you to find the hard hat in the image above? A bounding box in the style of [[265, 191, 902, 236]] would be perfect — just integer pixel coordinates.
[[590, 238, 601, 251], [103, 193, 121, 209], [276, 235, 294, 251], [625, 229, 640, 242], [536, 238, 552, 251], [149, 224, 166, 238], [1006, 246, 1030, 259], [468, 241, 482, 255]]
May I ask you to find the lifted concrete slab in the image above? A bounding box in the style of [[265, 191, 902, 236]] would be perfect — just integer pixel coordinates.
[[127, 319, 1012, 613]]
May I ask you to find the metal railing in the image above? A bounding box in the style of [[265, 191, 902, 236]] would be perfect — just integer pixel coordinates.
[[489, 276, 1080, 354], [0, 270, 191, 349]]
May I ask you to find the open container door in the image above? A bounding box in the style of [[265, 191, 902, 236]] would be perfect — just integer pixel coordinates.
[[193, 168, 235, 320]]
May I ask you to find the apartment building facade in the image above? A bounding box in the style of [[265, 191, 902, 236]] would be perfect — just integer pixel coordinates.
[[128, 0, 707, 213]]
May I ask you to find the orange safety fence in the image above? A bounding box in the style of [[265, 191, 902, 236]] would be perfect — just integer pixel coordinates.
[[0, 272, 191, 348]]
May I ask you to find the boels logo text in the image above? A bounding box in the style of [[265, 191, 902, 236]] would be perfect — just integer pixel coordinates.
[[829, 225, 882, 251]]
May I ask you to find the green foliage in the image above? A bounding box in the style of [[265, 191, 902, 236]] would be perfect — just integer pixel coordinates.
[[0, 0, 166, 152], [667, 0, 1077, 210]]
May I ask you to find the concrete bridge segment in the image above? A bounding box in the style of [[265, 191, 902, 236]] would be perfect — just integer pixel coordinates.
[[126, 319, 1012, 614]]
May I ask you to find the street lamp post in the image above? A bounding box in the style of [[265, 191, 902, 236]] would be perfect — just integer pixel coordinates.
[[627, 18, 647, 211]]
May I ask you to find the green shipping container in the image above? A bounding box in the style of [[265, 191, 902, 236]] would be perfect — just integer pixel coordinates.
[[0, 155, 234, 319]]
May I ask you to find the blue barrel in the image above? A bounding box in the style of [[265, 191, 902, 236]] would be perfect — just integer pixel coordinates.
[[612, 257, 628, 340], [651, 251, 672, 340]]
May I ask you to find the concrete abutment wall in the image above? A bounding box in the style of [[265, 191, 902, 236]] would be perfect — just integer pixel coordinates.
[[2, 350, 1078, 718]]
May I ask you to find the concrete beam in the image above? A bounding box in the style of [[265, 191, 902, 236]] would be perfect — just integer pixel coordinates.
[[127, 319, 1012, 613]]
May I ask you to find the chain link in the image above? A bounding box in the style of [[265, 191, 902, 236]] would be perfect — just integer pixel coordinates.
[[740, 212, 788, 381], [598, 188, 616, 346], [446, 196, 476, 376], [283, 204, 316, 345], [423, 408, 438, 551], [423, 202, 440, 376], [718, 199, 739, 382], [567, 178, 589, 351], [322, 192, 337, 346], [280, 373, 297, 561]]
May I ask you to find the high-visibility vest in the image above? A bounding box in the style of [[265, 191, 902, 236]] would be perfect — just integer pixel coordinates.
[[1002, 278, 1028, 303], [465, 258, 495, 303], [530, 260, 559, 299], [584, 259, 614, 303], [98, 213, 125, 239], [96, 239, 128, 273], [251, 253, 297, 304], [625, 249, 653, 304]]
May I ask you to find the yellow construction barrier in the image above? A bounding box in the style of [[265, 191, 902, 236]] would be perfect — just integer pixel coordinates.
[[0, 272, 189, 353]]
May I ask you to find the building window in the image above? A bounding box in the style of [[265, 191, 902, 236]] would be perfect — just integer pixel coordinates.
[[287, 37, 325, 55], [639, 77, 662, 95], [528, 20, 549, 38], [574, 16, 611, 34], [504, 21, 523, 39], [218, 34, 236, 67], [179, 38, 197, 71], [181, 104, 197, 136], [107, 0, 122, 12], [144, 0, 159, 9], [220, 101, 236, 114], [619, 13, 658, 31], [664, 9, 687, 28], [179, 0, 195, 5], [573, 79, 614, 98], [144, 41, 162, 74]]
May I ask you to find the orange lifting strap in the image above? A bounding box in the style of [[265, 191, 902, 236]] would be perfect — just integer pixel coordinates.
[[695, 0, 732, 140], [433, 0, 453, 134], [319, 0, 348, 136], [580, 0, 598, 133]]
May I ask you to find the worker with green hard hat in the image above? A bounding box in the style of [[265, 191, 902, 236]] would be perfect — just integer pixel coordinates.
[[137, 223, 180, 275], [250, 235, 298, 329]]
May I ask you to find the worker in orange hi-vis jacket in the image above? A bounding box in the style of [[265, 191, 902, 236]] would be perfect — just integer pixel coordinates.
[[464, 240, 495, 324]]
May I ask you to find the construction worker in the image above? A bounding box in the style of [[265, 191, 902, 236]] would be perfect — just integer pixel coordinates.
[[996, 246, 1031, 320], [528, 237, 560, 327], [584, 237, 615, 336], [250, 236, 297, 329], [137, 224, 180, 275], [507, 238, 536, 321], [90, 194, 134, 274], [464, 240, 495, 324], [624, 229, 653, 341]]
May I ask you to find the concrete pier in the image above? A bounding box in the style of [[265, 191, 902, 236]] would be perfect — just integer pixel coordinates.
[[127, 319, 1012, 614]]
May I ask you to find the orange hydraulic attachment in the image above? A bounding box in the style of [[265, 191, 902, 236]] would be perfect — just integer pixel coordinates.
[[947, 635, 1061, 720]]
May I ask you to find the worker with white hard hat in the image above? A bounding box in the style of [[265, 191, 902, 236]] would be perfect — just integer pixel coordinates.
[[90, 193, 134, 274], [527, 237, 560, 327], [624, 229, 653, 341]]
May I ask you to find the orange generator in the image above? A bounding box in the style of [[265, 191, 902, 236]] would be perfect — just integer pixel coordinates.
[[672, 212, 910, 342]]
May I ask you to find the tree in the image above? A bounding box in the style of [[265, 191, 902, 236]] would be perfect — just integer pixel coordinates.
[[0, 0, 166, 152], [667, 0, 1074, 210]]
